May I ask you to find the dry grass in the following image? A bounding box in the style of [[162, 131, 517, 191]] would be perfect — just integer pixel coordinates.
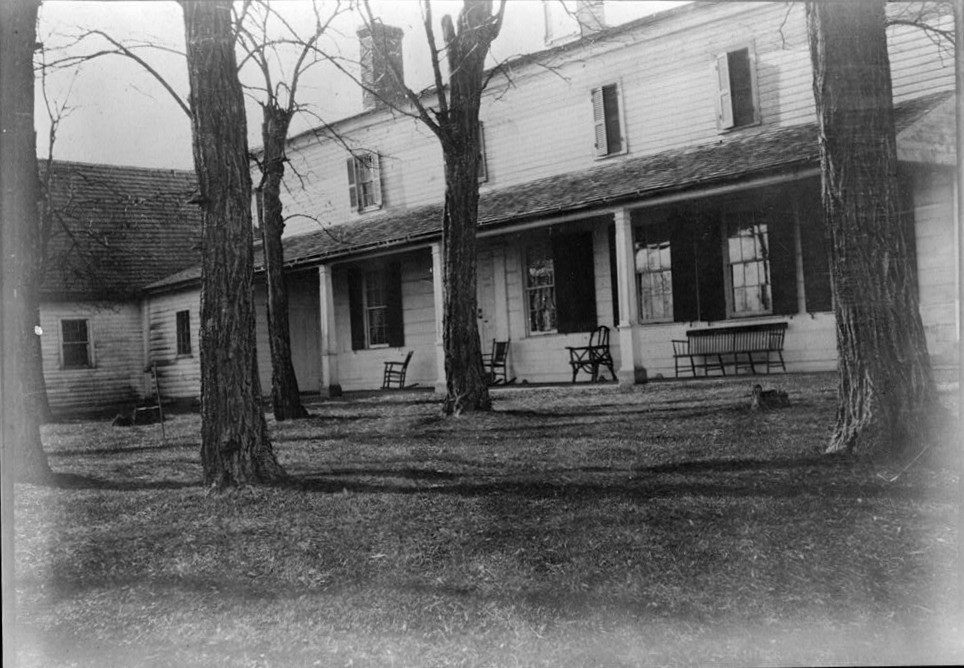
[[13, 373, 963, 667]]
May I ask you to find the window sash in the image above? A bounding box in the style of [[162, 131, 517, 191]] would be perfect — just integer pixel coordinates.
[[347, 152, 382, 212], [525, 245, 557, 333], [364, 269, 389, 346], [61, 319, 90, 368], [176, 310, 191, 355], [635, 230, 674, 322], [726, 220, 772, 315]]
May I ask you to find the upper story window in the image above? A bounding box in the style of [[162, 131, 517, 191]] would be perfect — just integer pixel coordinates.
[[715, 47, 758, 131], [346, 151, 382, 212], [176, 310, 192, 356], [591, 83, 624, 157], [478, 122, 488, 184], [61, 319, 91, 368], [635, 224, 674, 322], [726, 217, 772, 316]]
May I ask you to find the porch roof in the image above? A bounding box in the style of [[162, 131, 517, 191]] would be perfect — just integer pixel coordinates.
[[146, 91, 950, 292]]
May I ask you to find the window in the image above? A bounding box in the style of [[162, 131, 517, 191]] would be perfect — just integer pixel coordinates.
[[348, 263, 404, 350], [715, 47, 758, 130], [61, 319, 91, 368], [176, 310, 192, 356], [591, 83, 623, 157], [525, 243, 557, 333], [726, 219, 772, 315], [635, 225, 674, 322], [525, 229, 598, 335], [478, 122, 488, 184], [363, 269, 388, 346], [346, 151, 382, 212]]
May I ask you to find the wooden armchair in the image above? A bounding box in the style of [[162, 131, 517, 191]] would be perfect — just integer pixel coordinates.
[[566, 325, 616, 383], [481, 339, 510, 385], [382, 350, 413, 389]]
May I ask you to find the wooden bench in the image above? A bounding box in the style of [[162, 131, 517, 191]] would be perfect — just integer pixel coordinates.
[[672, 322, 787, 377], [567, 325, 616, 383]]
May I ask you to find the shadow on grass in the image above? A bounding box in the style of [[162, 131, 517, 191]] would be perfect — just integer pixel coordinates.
[[48, 472, 201, 491]]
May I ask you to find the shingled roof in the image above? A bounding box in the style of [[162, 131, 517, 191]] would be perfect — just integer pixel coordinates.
[[147, 91, 951, 292], [39, 160, 201, 300]]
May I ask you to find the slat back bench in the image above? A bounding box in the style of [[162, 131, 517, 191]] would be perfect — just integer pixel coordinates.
[[672, 322, 787, 377]]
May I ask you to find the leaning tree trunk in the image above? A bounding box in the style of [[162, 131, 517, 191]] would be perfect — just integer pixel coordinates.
[[259, 105, 308, 421], [1, 0, 53, 484], [807, 0, 940, 459], [182, 0, 286, 488]]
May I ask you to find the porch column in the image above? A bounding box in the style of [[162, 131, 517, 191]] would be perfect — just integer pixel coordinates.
[[431, 241, 447, 393], [318, 264, 341, 397], [613, 208, 641, 385]]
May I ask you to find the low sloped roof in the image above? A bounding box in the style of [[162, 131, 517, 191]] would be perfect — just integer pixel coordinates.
[[39, 160, 202, 300], [147, 91, 951, 292]]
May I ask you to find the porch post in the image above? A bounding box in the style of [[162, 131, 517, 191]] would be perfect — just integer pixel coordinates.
[[613, 208, 641, 385], [431, 241, 447, 393], [318, 264, 340, 397]]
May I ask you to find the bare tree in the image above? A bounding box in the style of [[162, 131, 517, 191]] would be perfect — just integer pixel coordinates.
[[359, 0, 506, 415], [1, 0, 53, 485], [236, 0, 345, 421], [182, 0, 286, 488], [807, 0, 944, 459]]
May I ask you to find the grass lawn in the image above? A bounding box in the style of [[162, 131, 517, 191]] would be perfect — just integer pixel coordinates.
[[13, 373, 963, 667]]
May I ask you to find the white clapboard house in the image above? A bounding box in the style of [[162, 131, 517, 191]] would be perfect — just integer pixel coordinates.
[[48, 1, 958, 412]]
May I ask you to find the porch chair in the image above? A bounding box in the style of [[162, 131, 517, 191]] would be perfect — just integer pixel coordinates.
[[567, 325, 616, 383], [481, 339, 510, 385], [382, 350, 413, 389]]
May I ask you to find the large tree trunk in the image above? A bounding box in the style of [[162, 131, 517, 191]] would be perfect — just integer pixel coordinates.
[[807, 1, 940, 459], [259, 105, 308, 421], [438, 1, 499, 415], [182, 0, 286, 488], [1, 0, 53, 484]]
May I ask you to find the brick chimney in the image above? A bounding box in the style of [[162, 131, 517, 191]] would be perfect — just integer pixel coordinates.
[[576, 0, 606, 38], [357, 23, 405, 111]]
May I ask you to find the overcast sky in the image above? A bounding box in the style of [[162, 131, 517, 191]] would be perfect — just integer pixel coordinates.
[[36, 1, 687, 170]]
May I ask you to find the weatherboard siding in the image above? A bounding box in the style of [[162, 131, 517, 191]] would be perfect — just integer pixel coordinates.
[[276, 3, 952, 241], [40, 301, 145, 413], [146, 288, 201, 400]]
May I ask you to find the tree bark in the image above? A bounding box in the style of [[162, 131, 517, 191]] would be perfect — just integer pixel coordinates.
[[437, 1, 501, 415], [807, 0, 940, 459], [182, 0, 286, 488], [259, 104, 308, 421], [1, 0, 53, 484]]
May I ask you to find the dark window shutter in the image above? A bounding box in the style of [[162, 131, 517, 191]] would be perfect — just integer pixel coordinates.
[[346, 158, 358, 211], [799, 201, 832, 312], [695, 213, 726, 322], [602, 84, 621, 154], [769, 205, 799, 316], [670, 215, 699, 323], [552, 230, 597, 333], [385, 261, 404, 347], [348, 267, 365, 350], [608, 224, 619, 326]]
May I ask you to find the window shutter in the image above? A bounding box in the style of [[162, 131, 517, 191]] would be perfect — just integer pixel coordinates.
[[591, 87, 608, 156], [477, 122, 488, 183], [697, 213, 726, 322], [552, 230, 597, 333], [602, 84, 621, 154], [800, 200, 833, 313], [670, 215, 700, 323], [608, 224, 619, 326], [769, 207, 799, 316], [348, 267, 365, 350], [346, 157, 358, 211], [385, 261, 404, 347], [715, 53, 734, 130], [369, 152, 382, 207]]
